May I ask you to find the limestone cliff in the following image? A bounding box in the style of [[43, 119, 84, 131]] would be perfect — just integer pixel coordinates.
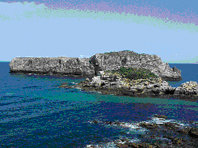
[[9, 51, 181, 81], [89, 51, 181, 81], [9, 57, 95, 76]]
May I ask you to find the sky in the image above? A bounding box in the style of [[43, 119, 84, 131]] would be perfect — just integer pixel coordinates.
[[0, 0, 198, 62]]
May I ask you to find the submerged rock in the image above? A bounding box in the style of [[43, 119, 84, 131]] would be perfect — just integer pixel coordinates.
[[139, 122, 158, 129], [153, 115, 167, 119]]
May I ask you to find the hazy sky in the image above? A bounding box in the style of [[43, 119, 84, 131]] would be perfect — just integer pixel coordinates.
[[0, 0, 198, 62]]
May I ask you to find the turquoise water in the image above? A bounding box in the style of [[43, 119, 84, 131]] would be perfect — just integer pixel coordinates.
[[0, 62, 197, 147]]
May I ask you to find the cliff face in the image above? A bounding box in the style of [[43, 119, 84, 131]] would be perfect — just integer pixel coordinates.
[[90, 51, 181, 81], [9, 51, 181, 81], [9, 57, 95, 76]]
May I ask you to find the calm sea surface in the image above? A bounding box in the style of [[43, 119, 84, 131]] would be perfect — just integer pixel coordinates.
[[0, 62, 197, 147]]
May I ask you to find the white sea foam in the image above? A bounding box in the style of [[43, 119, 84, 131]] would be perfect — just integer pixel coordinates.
[[147, 117, 189, 127], [86, 142, 117, 148], [150, 117, 173, 124], [88, 120, 147, 132], [86, 138, 140, 148], [71, 82, 77, 84], [120, 122, 140, 129], [128, 138, 140, 143]]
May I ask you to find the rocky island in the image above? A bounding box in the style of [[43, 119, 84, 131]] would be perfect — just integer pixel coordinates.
[[10, 50, 198, 99], [10, 50, 181, 81]]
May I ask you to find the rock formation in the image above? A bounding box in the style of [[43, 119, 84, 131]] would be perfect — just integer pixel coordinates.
[[9, 50, 181, 81], [87, 115, 198, 148], [89, 51, 182, 81], [65, 69, 198, 99], [9, 57, 95, 76], [174, 81, 198, 96]]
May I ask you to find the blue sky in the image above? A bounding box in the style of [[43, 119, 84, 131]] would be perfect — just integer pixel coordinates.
[[2, 0, 198, 15], [0, 1, 198, 62]]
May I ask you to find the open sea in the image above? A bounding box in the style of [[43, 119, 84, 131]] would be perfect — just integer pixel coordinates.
[[0, 62, 197, 147]]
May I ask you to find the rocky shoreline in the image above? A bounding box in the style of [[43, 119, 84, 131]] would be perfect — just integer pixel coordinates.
[[61, 69, 198, 99], [86, 115, 198, 148], [9, 50, 181, 81], [10, 50, 198, 99]]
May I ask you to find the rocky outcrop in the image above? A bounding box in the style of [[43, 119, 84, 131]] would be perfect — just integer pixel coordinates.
[[89, 51, 181, 81], [68, 70, 198, 99], [9, 51, 181, 81], [9, 57, 95, 76], [189, 128, 198, 138], [87, 115, 198, 148], [174, 81, 198, 97]]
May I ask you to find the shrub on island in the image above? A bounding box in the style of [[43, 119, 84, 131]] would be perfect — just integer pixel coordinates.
[[109, 67, 158, 80]]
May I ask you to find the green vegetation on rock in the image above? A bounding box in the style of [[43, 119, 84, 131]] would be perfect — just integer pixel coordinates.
[[104, 50, 138, 56], [110, 67, 158, 80]]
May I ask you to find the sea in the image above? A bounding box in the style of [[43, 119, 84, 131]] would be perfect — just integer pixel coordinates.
[[0, 62, 197, 147]]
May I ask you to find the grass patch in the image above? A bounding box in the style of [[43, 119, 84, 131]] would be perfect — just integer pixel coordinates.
[[110, 67, 158, 80]]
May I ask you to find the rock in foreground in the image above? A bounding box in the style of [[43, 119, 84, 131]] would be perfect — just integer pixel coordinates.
[[9, 50, 181, 81], [87, 115, 198, 148]]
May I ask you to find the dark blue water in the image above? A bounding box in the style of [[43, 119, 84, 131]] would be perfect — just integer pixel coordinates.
[[0, 62, 197, 147], [169, 64, 198, 87]]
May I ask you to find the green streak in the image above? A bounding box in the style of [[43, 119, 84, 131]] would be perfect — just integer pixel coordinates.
[[168, 56, 198, 63]]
